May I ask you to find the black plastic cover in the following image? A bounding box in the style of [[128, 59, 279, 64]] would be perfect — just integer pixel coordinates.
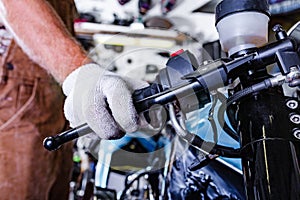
[[215, 0, 270, 25]]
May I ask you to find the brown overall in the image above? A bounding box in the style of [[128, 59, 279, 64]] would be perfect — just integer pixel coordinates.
[[0, 1, 77, 199]]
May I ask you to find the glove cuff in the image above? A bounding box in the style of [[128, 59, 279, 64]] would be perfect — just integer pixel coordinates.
[[62, 63, 104, 96]]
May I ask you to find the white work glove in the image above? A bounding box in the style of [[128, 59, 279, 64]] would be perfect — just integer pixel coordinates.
[[63, 63, 149, 139]]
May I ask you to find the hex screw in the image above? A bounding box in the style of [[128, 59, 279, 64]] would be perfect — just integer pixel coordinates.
[[293, 129, 300, 140], [290, 113, 300, 124], [286, 100, 298, 110]]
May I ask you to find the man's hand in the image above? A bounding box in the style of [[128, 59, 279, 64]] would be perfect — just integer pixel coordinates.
[[63, 63, 149, 139]]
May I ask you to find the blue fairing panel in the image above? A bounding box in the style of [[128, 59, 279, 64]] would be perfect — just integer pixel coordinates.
[[185, 102, 242, 171]]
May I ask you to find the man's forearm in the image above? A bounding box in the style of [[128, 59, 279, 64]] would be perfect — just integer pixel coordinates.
[[0, 0, 91, 83]]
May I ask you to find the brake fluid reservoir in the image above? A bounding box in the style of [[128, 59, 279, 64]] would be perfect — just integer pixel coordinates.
[[215, 0, 270, 57]]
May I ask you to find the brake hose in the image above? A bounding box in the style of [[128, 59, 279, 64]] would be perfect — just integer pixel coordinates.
[[216, 76, 286, 143], [226, 77, 281, 106]]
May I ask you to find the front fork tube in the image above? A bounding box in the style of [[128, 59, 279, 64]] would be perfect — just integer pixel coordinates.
[[236, 88, 300, 200]]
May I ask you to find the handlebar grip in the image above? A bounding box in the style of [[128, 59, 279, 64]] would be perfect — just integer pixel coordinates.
[[43, 123, 93, 151], [132, 83, 161, 113]]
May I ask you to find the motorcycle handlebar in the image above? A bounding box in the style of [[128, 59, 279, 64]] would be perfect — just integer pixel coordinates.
[[43, 33, 300, 151], [43, 123, 93, 151]]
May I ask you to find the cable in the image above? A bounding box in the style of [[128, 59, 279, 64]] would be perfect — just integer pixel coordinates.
[[208, 93, 219, 144], [214, 75, 286, 143], [216, 91, 240, 142], [226, 79, 273, 106], [168, 104, 241, 158]]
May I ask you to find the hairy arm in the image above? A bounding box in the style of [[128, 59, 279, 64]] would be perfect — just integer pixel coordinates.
[[0, 0, 91, 83]]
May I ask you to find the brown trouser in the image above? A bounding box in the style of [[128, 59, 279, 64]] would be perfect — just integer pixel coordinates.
[[0, 37, 73, 199]]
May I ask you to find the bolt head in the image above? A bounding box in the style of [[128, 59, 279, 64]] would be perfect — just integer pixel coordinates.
[[290, 114, 300, 124], [286, 100, 298, 110], [293, 129, 300, 140]]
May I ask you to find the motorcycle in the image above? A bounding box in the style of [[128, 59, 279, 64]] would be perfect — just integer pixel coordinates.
[[43, 0, 300, 199]]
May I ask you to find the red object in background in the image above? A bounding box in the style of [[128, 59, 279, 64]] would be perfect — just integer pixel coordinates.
[[74, 18, 88, 23], [170, 49, 184, 57]]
